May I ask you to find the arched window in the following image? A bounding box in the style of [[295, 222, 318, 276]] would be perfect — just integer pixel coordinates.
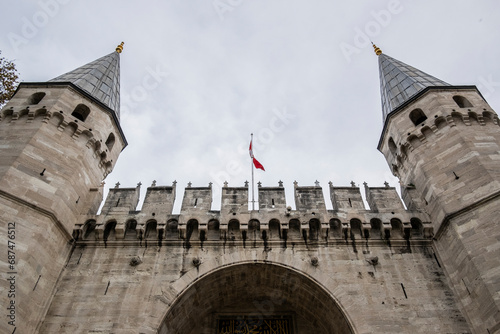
[[309, 219, 320, 240], [228, 219, 240, 240], [390, 218, 403, 238], [370, 218, 382, 239], [125, 220, 137, 240], [288, 219, 301, 239], [453, 95, 473, 108], [27, 92, 46, 105], [165, 219, 178, 240], [105, 133, 115, 151], [269, 219, 281, 240], [71, 104, 90, 122], [103, 221, 117, 241], [248, 219, 260, 232], [410, 218, 423, 237], [350, 219, 362, 237], [409, 108, 427, 126], [145, 220, 157, 239], [186, 219, 199, 241], [207, 220, 220, 241], [329, 219, 342, 238]]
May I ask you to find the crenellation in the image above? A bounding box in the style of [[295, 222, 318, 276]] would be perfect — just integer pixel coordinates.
[[364, 184, 405, 213], [75, 182, 434, 246], [294, 185, 327, 212], [180, 186, 211, 213], [258, 186, 286, 210], [330, 185, 366, 211], [143, 185, 176, 214], [100, 184, 141, 215]]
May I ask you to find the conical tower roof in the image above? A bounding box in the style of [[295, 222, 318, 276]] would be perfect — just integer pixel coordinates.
[[49, 47, 121, 118], [378, 51, 450, 121]]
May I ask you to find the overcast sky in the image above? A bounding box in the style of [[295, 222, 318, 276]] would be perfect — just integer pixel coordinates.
[[2, 0, 500, 212]]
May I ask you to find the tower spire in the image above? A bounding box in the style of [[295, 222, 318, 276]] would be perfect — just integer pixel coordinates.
[[49, 49, 121, 118], [378, 52, 450, 121]]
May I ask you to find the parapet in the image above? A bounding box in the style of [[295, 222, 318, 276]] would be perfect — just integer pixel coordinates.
[[221, 185, 249, 213], [294, 181, 326, 212], [180, 185, 212, 213], [258, 184, 286, 210], [100, 183, 141, 215], [75, 180, 434, 245], [142, 184, 176, 215], [330, 182, 366, 211], [364, 182, 405, 212]]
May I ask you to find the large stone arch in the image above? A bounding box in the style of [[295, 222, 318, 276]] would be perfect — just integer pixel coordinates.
[[158, 261, 355, 334]]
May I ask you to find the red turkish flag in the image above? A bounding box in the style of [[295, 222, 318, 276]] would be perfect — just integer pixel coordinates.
[[253, 157, 265, 171], [249, 139, 265, 171]]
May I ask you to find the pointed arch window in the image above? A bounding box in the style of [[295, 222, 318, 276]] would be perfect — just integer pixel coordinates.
[[409, 108, 427, 126], [71, 104, 90, 122], [453, 95, 473, 108]]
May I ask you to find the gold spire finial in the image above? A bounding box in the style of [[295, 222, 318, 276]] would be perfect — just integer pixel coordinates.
[[116, 42, 124, 54], [372, 42, 382, 56]]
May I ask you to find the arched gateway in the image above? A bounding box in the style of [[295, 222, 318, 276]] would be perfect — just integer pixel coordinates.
[[158, 261, 355, 334]]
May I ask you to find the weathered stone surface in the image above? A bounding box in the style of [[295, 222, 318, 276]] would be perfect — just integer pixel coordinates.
[[39, 241, 469, 334]]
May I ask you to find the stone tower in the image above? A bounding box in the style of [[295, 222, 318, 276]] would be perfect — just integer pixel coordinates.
[[0, 44, 126, 333], [376, 45, 500, 333]]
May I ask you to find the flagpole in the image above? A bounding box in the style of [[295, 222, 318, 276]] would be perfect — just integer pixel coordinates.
[[251, 133, 255, 211]]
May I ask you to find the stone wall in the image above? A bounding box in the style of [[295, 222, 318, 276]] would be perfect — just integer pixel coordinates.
[[0, 196, 72, 334], [435, 197, 500, 334], [39, 238, 470, 333], [33, 182, 471, 333]]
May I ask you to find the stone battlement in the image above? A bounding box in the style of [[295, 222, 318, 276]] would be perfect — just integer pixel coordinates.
[[74, 181, 433, 245]]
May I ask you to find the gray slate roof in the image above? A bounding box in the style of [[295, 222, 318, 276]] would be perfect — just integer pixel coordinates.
[[49, 51, 121, 119], [379, 53, 450, 121]]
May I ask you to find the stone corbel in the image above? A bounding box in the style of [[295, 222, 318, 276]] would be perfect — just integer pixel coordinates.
[[114, 223, 126, 239], [382, 222, 392, 239]]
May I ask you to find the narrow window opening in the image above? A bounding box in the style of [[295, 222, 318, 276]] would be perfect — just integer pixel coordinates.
[[33, 275, 42, 291], [71, 104, 90, 122], [409, 108, 427, 126], [453, 95, 473, 108], [388, 137, 397, 154], [272, 198, 275, 208], [400, 283, 408, 299], [433, 253, 441, 268], [116, 198, 120, 207], [104, 281, 110, 295], [27, 92, 46, 105], [348, 198, 352, 207], [194, 198, 198, 208], [105, 133, 115, 151]]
